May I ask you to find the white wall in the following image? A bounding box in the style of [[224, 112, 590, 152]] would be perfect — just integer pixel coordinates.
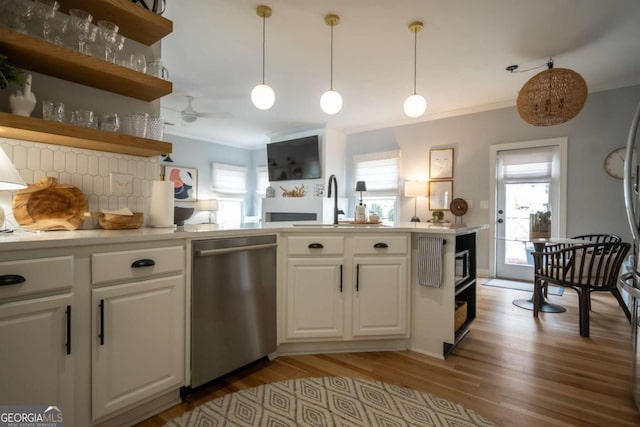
[[346, 85, 640, 272]]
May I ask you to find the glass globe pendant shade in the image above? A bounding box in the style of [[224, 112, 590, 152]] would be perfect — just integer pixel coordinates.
[[251, 83, 275, 110], [403, 94, 426, 118], [320, 89, 343, 115]]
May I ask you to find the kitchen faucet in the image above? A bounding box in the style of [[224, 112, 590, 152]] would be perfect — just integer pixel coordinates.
[[327, 174, 340, 225]]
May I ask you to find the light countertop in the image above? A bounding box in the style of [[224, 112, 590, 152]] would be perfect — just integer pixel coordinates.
[[0, 222, 488, 251]]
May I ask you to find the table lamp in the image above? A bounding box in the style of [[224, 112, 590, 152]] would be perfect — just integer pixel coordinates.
[[198, 199, 219, 224], [404, 180, 428, 222], [0, 148, 27, 229], [355, 181, 367, 205]]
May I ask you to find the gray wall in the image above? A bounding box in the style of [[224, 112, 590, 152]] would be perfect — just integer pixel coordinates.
[[346, 85, 640, 272], [163, 134, 255, 219]]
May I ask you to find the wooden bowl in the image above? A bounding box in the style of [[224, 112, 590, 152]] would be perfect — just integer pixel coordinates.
[[98, 212, 144, 229]]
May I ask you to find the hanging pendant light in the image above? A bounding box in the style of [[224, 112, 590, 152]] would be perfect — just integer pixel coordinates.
[[516, 58, 587, 126], [251, 5, 275, 110], [403, 21, 426, 118], [320, 14, 343, 115]]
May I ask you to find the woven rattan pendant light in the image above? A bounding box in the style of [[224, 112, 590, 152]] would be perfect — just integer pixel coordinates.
[[516, 59, 587, 126]]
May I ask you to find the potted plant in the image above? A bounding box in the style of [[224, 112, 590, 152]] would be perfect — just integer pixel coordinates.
[[0, 54, 26, 90], [529, 210, 551, 239], [431, 210, 444, 222]]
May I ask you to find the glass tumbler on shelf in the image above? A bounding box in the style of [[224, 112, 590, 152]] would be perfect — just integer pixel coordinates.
[[6, 0, 35, 35], [107, 33, 126, 64], [70, 109, 95, 128], [33, 0, 60, 41], [48, 11, 69, 47], [68, 8, 93, 53], [98, 112, 120, 132], [129, 53, 147, 73], [121, 113, 149, 137], [146, 116, 164, 140], [42, 100, 65, 122], [96, 20, 119, 61]]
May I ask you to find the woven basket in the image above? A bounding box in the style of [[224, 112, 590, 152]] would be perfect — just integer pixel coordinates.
[[455, 301, 467, 331]]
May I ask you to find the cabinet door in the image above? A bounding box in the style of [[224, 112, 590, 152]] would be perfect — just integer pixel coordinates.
[[0, 294, 73, 411], [92, 275, 184, 421], [286, 258, 344, 340], [352, 257, 408, 337]]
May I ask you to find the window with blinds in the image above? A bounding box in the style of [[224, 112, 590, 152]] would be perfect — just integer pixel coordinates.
[[256, 166, 269, 196], [498, 146, 559, 183], [353, 150, 400, 191], [211, 162, 247, 194]]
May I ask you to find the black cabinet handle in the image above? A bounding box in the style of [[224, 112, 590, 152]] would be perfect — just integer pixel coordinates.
[[0, 274, 26, 287], [131, 259, 155, 268], [308, 243, 324, 249], [339, 264, 343, 292], [356, 264, 360, 292], [99, 299, 105, 346], [65, 305, 71, 355], [373, 242, 388, 249]]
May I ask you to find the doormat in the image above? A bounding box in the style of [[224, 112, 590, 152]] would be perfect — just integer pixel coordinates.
[[482, 278, 564, 296]]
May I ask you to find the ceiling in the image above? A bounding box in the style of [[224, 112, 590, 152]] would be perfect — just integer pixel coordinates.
[[159, 0, 640, 149]]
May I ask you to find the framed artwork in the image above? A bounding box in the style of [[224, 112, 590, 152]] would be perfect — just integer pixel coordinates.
[[165, 165, 198, 202], [429, 180, 453, 210], [429, 148, 454, 179]]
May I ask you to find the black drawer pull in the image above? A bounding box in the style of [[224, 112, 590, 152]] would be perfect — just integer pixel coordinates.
[[131, 259, 155, 268], [373, 243, 389, 249], [356, 264, 360, 292], [99, 299, 105, 346], [339, 264, 343, 292], [0, 274, 26, 287], [308, 243, 324, 249], [65, 305, 71, 355]]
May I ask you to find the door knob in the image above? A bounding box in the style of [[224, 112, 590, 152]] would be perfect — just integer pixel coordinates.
[[497, 219, 504, 223], [498, 209, 504, 214]]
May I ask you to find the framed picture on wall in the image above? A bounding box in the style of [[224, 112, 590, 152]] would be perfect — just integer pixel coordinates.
[[429, 148, 454, 179], [165, 165, 198, 202], [429, 180, 453, 210]]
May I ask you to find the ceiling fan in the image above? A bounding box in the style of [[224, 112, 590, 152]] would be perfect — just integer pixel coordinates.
[[162, 96, 232, 124]]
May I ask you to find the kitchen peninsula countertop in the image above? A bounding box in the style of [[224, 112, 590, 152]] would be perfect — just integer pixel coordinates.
[[0, 222, 488, 251]]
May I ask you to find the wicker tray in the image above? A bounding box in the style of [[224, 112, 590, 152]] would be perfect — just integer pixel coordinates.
[[455, 300, 467, 331]]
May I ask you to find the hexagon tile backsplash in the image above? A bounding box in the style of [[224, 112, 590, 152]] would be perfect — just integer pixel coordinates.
[[0, 138, 161, 230]]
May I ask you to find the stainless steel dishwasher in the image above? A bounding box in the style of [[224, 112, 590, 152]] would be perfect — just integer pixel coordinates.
[[191, 234, 277, 388]]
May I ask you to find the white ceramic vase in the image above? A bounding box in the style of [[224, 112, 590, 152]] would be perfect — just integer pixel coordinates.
[[9, 74, 36, 117]]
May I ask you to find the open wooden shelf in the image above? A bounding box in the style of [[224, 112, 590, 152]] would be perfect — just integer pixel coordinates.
[[0, 28, 172, 101], [57, 0, 172, 46], [0, 113, 172, 157]]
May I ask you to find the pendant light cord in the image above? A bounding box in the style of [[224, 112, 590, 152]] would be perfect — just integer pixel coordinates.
[[261, 14, 266, 84], [413, 28, 417, 95], [329, 23, 334, 90]]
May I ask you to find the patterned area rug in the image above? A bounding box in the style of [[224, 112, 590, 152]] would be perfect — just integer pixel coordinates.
[[164, 377, 496, 427]]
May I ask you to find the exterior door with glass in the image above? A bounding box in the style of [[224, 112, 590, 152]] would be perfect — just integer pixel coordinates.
[[492, 139, 566, 281]]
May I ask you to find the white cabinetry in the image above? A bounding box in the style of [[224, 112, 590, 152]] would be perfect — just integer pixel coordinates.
[[283, 232, 409, 343], [90, 246, 185, 422], [0, 257, 74, 416]]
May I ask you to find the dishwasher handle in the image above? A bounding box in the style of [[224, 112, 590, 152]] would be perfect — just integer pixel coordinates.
[[195, 242, 277, 257]]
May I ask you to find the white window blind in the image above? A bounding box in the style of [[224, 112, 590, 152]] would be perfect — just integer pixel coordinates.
[[211, 162, 247, 194], [256, 166, 269, 196], [353, 150, 400, 191], [498, 146, 559, 183]]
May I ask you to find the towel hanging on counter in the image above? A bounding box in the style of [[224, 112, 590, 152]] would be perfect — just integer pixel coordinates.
[[418, 236, 444, 287]]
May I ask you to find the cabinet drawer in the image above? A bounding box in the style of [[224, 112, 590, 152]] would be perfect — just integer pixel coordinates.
[[353, 235, 408, 255], [92, 246, 184, 284], [287, 236, 344, 255], [0, 256, 73, 299]]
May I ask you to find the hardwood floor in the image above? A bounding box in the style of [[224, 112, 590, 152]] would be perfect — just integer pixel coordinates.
[[137, 281, 640, 427]]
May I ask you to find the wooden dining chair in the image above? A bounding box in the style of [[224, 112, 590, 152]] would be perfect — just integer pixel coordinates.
[[532, 241, 631, 337]]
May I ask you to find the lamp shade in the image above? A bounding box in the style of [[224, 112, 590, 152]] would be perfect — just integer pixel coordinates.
[[320, 90, 343, 115], [404, 180, 428, 197], [251, 84, 275, 110], [517, 67, 587, 126], [0, 149, 27, 190], [403, 94, 427, 118], [198, 199, 219, 212], [355, 181, 367, 192]]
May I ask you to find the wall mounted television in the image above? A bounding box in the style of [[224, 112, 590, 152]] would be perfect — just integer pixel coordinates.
[[266, 135, 321, 181]]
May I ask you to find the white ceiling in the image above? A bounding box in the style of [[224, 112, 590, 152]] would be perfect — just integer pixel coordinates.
[[159, 0, 640, 149]]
